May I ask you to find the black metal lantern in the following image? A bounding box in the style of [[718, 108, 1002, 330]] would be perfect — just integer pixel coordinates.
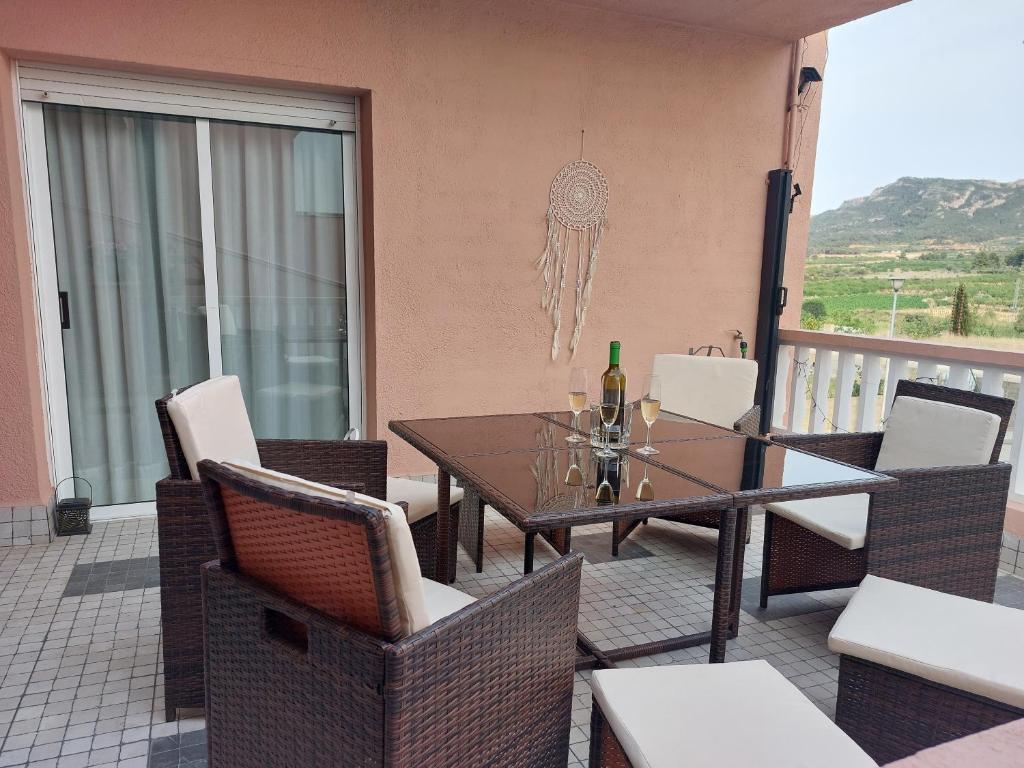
[[55, 476, 93, 536]]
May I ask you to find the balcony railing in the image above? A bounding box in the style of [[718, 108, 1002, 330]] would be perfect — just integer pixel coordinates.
[[772, 329, 1024, 505]]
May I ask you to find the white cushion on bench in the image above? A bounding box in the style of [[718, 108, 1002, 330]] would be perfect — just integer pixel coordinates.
[[766, 493, 869, 550], [591, 660, 877, 768], [829, 575, 1024, 710], [386, 477, 464, 524], [875, 396, 1000, 471]]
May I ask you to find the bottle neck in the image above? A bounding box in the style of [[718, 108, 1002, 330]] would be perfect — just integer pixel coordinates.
[[608, 344, 620, 367]]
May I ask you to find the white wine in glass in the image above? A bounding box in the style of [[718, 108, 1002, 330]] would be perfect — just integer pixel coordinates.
[[637, 373, 661, 455], [597, 392, 620, 458], [566, 367, 589, 443]]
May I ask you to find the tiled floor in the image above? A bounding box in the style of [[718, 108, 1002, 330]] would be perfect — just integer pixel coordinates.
[[1, 512, 1022, 768]]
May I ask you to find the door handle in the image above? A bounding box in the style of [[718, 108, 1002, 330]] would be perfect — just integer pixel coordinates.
[[58, 291, 71, 330], [777, 286, 788, 314]]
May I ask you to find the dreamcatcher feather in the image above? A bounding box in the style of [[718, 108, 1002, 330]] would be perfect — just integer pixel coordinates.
[[536, 156, 609, 360]]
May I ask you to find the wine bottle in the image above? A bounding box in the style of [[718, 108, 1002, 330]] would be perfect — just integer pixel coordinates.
[[600, 341, 627, 445]]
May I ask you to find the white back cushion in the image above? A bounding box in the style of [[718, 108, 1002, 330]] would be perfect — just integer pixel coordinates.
[[166, 376, 260, 480], [651, 354, 758, 428], [223, 461, 431, 637], [875, 396, 1000, 471]]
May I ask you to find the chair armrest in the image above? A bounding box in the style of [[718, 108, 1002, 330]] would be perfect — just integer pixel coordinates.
[[385, 553, 584, 765], [256, 438, 388, 500], [733, 405, 761, 437], [866, 462, 1011, 601], [772, 431, 884, 470]]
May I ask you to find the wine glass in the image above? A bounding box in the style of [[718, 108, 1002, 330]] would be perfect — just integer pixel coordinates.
[[636, 373, 661, 455], [566, 367, 588, 443], [597, 385, 621, 458]]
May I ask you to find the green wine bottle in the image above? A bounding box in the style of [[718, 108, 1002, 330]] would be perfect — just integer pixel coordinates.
[[600, 341, 627, 445]]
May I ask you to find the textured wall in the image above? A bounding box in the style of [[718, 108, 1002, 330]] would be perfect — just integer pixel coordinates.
[[0, 0, 824, 496]]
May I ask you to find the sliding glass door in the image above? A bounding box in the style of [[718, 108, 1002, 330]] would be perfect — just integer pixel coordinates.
[[24, 102, 361, 511], [210, 122, 353, 440]]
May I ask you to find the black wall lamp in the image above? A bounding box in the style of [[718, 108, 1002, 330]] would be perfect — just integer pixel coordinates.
[[798, 66, 822, 94]]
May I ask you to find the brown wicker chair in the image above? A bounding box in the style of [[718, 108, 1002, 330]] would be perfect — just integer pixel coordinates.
[[198, 460, 583, 768], [154, 381, 458, 719], [761, 380, 1013, 607]]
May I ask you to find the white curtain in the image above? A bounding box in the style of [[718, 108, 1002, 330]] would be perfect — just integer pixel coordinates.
[[44, 105, 208, 506], [210, 122, 348, 440]]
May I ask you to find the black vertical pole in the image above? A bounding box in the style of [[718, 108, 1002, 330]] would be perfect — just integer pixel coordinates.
[[753, 169, 793, 435]]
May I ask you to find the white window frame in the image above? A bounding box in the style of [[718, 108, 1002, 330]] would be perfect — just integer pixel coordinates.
[[17, 63, 365, 518]]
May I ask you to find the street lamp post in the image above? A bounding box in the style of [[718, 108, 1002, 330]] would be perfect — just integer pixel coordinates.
[[888, 276, 905, 338]]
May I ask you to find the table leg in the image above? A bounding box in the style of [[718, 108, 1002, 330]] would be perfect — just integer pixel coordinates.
[[524, 532, 536, 574], [728, 508, 749, 638], [435, 469, 453, 584], [709, 507, 738, 663]]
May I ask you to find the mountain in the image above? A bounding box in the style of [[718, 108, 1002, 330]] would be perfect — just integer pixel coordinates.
[[809, 177, 1024, 253]]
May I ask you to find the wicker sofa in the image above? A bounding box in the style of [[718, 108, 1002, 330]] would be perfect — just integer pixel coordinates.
[[198, 459, 583, 767], [761, 380, 1013, 606], [154, 379, 458, 718]]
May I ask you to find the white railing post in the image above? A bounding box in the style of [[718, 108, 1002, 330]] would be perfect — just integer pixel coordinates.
[[773, 345, 793, 430], [858, 354, 883, 432], [787, 346, 811, 432], [884, 357, 909, 419], [916, 360, 938, 384], [811, 349, 834, 433], [947, 363, 972, 391], [832, 351, 856, 433], [980, 366, 1005, 397]]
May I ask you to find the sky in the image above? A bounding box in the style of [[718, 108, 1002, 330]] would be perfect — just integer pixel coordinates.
[[810, 0, 1024, 214]]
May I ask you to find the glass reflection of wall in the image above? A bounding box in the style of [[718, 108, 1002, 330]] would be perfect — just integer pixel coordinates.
[[211, 123, 349, 440]]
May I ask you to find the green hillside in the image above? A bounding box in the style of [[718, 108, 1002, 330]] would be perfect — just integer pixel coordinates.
[[809, 177, 1024, 253], [803, 178, 1024, 344]]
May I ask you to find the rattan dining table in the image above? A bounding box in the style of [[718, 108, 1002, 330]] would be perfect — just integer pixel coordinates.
[[389, 409, 896, 666]]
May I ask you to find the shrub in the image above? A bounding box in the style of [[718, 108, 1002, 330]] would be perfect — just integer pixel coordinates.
[[950, 283, 971, 335]]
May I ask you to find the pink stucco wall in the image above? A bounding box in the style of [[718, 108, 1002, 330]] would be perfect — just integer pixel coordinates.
[[0, 0, 826, 502]]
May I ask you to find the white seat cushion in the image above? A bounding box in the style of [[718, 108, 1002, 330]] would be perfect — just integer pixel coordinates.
[[829, 575, 1024, 709], [591, 661, 876, 768], [166, 376, 260, 480], [422, 578, 477, 625], [651, 354, 757, 428], [223, 462, 473, 637], [766, 493, 869, 550], [386, 477, 465, 525], [875, 396, 1000, 471]]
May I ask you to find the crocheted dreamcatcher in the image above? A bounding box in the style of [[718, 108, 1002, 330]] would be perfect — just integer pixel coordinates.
[[537, 139, 609, 360]]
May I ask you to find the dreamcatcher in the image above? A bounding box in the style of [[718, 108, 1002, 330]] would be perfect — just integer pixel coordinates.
[[536, 133, 609, 360]]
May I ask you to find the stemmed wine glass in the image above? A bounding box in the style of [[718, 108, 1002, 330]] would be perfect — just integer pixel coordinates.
[[636, 373, 662, 455], [566, 368, 588, 443], [597, 385, 621, 458]]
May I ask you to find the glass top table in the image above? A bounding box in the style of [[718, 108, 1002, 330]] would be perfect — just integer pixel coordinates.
[[389, 411, 894, 665]]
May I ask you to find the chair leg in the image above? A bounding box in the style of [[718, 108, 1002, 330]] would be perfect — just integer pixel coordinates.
[[759, 511, 774, 609], [524, 532, 536, 574]]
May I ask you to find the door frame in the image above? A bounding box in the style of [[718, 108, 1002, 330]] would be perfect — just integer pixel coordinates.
[[18, 70, 365, 518]]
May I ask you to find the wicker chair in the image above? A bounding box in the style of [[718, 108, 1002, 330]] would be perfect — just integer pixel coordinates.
[[761, 380, 1013, 607], [829, 575, 1024, 763], [612, 354, 760, 555], [198, 460, 583, 768], [154, 379, 458, 719]]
